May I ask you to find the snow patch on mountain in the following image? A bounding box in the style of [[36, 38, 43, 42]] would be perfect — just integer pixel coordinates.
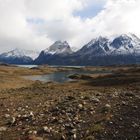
[[43, 41, 73, 55], [0, 48, 39, 60], [78, 34, 140, 56]]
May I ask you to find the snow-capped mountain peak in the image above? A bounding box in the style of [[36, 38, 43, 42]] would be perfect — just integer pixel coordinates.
[[76, 36, 110, 56], [76, 34, 140, 57], [0, 48, 39, 60], [34, 33, 140, 65], [44, 41, 73, 55], [110, 34, 140, 55], [86, 36, 108, 48]]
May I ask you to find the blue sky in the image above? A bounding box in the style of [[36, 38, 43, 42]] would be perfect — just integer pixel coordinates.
[[27, 1, 106, 24], [74, 1, 106, 18]]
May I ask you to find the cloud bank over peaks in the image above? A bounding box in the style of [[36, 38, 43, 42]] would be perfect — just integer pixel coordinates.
[[0, 0, 140, 52]]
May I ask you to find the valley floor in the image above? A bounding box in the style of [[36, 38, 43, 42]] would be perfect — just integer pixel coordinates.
[[0, 65, 140, 140]]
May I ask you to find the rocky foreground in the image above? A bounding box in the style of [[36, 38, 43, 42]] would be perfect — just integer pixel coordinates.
[[0, 65, 140, 140]]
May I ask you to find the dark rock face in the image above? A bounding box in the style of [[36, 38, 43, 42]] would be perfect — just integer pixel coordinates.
[[75, 37, 109, 56], [35, 51, 71, 65], [0, 56, 33, 64], [35, 54, 140, 66], [110, 35, 133, 49], [35, 41, 73, 65]]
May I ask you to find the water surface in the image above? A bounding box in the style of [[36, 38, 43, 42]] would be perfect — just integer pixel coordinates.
[[17, 65, 38, 68], [23, 69, 111, 83]]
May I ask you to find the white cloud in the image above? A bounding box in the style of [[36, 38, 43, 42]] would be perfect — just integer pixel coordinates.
[[88, 0, 140, 37], [0, 0, 140, 53]]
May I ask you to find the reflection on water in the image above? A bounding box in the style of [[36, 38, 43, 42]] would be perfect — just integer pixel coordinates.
[[24, 71, 74, 83], [17, 65, 38, 68], [17, 65, 85, 69], [49, 65, 85, 68], [23, 69, 111, 83]]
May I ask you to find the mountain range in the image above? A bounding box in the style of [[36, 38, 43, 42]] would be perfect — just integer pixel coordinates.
[[0, 49, 39, 64], [0, 34, 140, 65]]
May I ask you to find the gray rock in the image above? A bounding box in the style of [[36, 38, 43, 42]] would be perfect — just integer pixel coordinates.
[[105, 104, 111, 109], [0, 126, 7, 132], [86, 136, 95, 140], [4, 114, 10, 118], [8, 117, 16, 125], [78, 104, 83, 109], [73, 133, 77, 139], [43, 126, 51, 133], [125, 92, 135, 97], [90, 96, 100, 103]]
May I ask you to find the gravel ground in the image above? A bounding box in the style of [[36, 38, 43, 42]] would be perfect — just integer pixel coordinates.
[[0, 66, 139, 140]]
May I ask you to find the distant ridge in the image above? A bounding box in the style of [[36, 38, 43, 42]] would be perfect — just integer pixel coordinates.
[[0, 34, 140, 65], [0, 48, 39, 64], [35, 34, 140, 66]]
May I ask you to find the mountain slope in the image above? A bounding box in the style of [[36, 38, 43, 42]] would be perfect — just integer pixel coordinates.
[[110, 34, 140, 55], [44, 41, 73, 55], [35, 41, 73, 64], [75, 36, 110, 56], [76, 34, 140, 56], [70, 34, 140, 65], [0, 48, 39, 64], [35, 34, 140, 66], [0, 34, 139, 65]]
